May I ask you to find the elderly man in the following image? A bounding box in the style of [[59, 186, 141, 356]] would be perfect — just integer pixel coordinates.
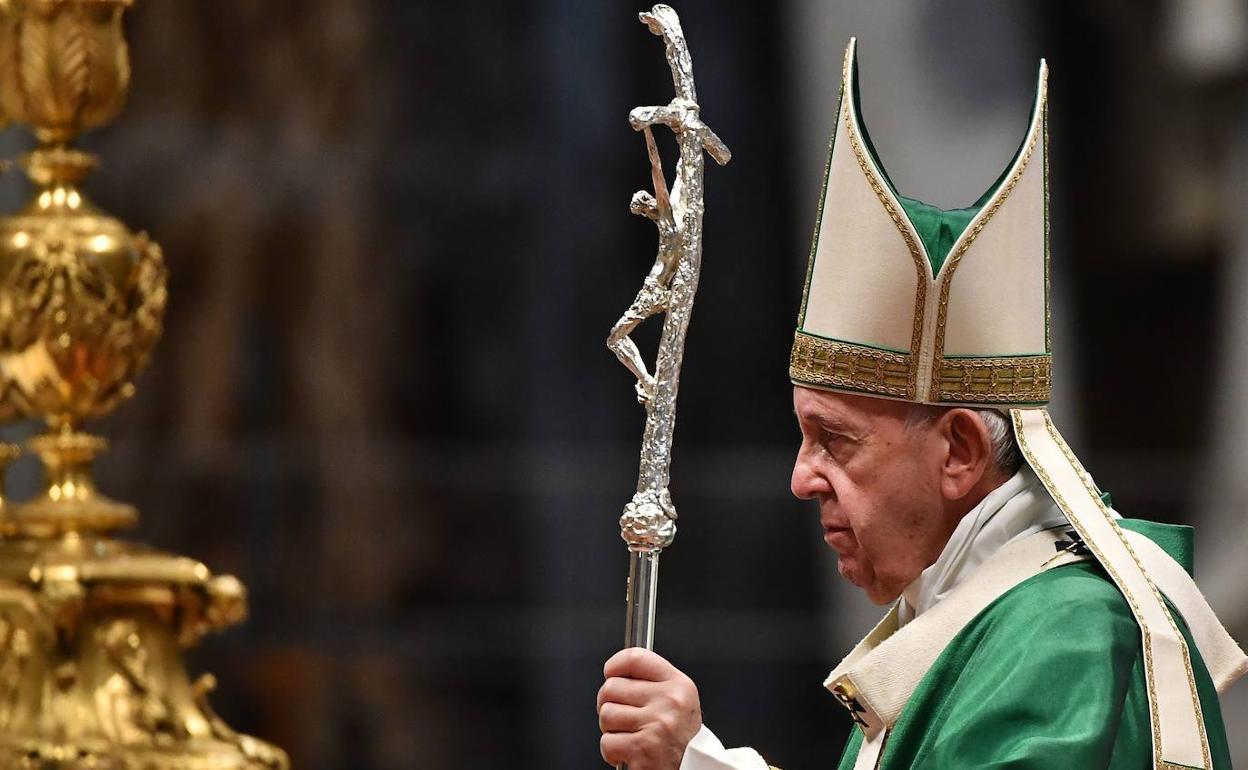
[[598, 40, 1246, 770]]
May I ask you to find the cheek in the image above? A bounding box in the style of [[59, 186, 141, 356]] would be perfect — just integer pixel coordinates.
[[843, 463, 931, 571], [845, 493, 895, 558]]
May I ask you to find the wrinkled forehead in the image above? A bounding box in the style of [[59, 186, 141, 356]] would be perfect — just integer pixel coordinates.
[[792, 384, 919, 429]]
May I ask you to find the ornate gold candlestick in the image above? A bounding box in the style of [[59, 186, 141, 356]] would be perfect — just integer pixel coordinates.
[[0, 1, 289, 767]]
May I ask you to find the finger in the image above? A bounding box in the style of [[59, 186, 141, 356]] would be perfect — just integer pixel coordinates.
[[598, 701, 648, 733], [603, 647, 678, 682], [597, 676, 654, 711], [599, 732, 642, 767]]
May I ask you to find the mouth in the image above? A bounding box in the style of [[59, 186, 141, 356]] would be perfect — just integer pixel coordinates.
[[822, 525, 854, 549]]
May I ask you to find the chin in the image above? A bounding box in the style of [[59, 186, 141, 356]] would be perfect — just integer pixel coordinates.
[[838, 560, 899, 605], [837, 559, 871, 592], [864, 584, 902, 606]]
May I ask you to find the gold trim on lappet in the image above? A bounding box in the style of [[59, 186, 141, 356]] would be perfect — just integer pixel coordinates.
[[1011, 410, 1211, 770], [790, 332, 912, 398], [936, 354, 1051, 404], [928, 68, 1048, 402], [1038, 411, 1211, 770], [841, 42, 925, 401]]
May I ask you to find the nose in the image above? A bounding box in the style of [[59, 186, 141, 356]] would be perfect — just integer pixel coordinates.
[[790, 440, 830, 500]]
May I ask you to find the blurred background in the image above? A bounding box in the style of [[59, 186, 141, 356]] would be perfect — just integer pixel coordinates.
[[0, 0, 1241, 767]]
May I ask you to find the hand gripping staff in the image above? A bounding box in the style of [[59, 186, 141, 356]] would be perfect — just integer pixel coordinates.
[[606, 4, 730, 751]]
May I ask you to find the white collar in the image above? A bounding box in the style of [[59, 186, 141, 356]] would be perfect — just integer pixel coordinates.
[[896, 465, 1068, 626]]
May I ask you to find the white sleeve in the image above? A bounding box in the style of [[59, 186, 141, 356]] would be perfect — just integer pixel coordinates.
[[679, 724, 771, 770]]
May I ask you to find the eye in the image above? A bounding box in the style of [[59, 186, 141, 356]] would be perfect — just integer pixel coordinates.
[[819, 429, 845, 447]]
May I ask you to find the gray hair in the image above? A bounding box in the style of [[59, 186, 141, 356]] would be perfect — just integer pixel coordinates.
[[904, 405, 1022, 476], [977, 408, 1022, 475]]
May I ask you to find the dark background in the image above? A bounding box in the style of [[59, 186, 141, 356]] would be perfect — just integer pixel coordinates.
[[0, 1, 1243, 767]]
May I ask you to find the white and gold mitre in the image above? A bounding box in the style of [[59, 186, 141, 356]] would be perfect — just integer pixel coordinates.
[[791, 38, 1049, 406], [797, 40, 1248, 770]]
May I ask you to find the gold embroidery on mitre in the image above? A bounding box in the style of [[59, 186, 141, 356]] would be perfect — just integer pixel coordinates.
[[841, 43, 926, 401], [935, 355, 1052, 404], [928, 68, 1048, 402], [789, 332, 912, 398]]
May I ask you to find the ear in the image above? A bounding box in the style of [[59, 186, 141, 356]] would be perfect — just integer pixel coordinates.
[[936, 408, 994, 501]]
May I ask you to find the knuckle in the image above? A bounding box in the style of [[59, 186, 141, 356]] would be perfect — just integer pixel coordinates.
[[625, 647, 646, 667], [663, 688, 685, 711], [680, 672, 698, 696], [656, 712, 677, 736], [600, 677, 629, 706], [675, 677, 699, 711], [674, 687, 691, 709]]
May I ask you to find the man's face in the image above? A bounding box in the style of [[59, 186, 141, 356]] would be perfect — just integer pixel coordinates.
[[791, 386, 955, 604]]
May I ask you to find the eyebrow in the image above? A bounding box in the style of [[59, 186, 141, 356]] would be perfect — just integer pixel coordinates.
[[796, 409, 858, 434]]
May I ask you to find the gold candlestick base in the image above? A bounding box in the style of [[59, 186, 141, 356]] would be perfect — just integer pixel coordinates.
[[0, 543, 288, 769]]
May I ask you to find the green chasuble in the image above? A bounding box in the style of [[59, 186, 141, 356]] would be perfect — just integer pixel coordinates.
[[835, 520, 1232, 769]]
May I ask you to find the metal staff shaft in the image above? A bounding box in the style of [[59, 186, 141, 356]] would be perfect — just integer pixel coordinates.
[[624, 550, 661, 650], [620, 553, 660, 770]]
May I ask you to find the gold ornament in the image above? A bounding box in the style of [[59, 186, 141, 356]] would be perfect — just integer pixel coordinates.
[[0, 1, 289, 767], [0, 0, 132, 145]]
